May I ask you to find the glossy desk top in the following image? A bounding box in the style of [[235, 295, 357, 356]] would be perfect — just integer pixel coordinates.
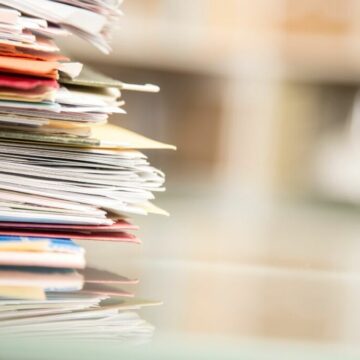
[[2, 196, 360, 359]]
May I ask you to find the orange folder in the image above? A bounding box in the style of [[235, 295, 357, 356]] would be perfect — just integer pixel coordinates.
[[0, 56, 58, 79], [0, 44, 69, 62]]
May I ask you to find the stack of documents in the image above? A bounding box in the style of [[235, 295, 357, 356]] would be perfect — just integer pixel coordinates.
[[0, 266, 158, 342], [0, 2, 174, 269], [0, 0, 123, 53]]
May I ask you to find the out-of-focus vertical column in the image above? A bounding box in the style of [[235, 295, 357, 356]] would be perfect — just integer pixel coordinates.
[[215, 0, 284, 202]]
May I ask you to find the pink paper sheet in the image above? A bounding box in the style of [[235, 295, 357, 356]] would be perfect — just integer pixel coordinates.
[[0, 73, 58, 90], [0, 220, 138, 231]]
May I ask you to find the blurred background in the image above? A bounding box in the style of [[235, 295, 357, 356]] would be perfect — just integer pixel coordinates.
[[56, 0, 360, 356]]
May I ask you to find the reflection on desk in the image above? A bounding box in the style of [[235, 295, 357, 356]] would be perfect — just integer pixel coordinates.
[[0, 266, 159, 344]]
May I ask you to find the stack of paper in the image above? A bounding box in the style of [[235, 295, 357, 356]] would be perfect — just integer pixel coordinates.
[[0, 0, 123, 53], [0, 236, 86, 269], [0, 2, 174, 270], [0, 266, 158, 342]]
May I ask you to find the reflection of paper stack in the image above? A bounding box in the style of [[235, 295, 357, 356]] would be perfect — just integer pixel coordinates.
[[0, 2, 174, 270], [0, 266, 83, 300], [0, 266, 158, 342]]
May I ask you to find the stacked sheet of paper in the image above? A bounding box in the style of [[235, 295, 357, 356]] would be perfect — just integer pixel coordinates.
[[0, 266, 158, 342], [0, 0, 123, 53], [0, 1, 174, 270]]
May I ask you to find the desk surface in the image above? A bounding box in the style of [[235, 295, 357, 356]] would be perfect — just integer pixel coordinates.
[[2, 257, 360, 360], [2, 196, 360, 359]]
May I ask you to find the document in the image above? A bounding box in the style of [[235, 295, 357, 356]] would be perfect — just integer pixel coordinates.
[[0, 1, 174, 279]]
